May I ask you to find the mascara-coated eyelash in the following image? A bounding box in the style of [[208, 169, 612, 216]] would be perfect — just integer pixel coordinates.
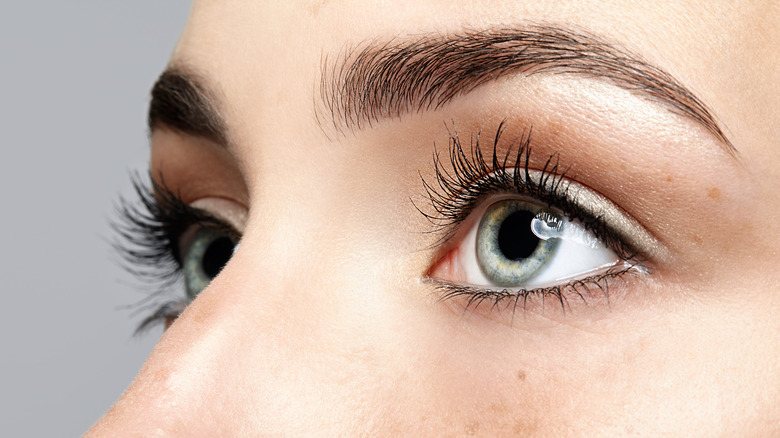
[[419, 121, 647, 313], [420, 122, 636, 259], [112, 173, 235, 334]]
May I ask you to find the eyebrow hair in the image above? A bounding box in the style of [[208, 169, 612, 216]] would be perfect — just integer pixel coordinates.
[[318, 25, 735, 154], [148, 68, 228, 145]]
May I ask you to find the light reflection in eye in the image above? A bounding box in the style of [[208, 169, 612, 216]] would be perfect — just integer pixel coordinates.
[[531, 210, 601, 249]]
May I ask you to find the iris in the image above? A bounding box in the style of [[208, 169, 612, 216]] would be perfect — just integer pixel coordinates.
[[476, 200, 559, 286], [183, 228, 236, 299]]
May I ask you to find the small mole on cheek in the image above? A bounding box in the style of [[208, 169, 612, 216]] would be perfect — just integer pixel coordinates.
[[707, 187, 721, 200], [517, 370, 526, 381], [665, 176, 673, 183]]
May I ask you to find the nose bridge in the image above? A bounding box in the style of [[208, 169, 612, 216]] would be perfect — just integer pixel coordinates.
[[220, 211, 391, 366]]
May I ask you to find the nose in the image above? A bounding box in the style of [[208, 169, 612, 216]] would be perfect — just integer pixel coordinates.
[[85, 224, 416, 436]]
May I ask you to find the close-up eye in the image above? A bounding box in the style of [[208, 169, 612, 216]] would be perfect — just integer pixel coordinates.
[[431, 196, 620, 289], [422, 126, 657, 312], [113, 176, 243, 331]]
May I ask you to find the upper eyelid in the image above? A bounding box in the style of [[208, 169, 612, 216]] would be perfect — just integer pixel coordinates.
[[440, 169, 665, 261], [137, 176, 235, 263], [529, 173, 666, 260], [188, 197, 248, 237], [420, 123, 667, 261], [148, 175, 244, 227]]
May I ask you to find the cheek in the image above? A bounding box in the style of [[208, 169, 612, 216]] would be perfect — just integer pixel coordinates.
[[404, 284, 779, 436]]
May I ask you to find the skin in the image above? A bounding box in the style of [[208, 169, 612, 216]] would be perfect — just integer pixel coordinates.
[[88, 1, 780, 436]]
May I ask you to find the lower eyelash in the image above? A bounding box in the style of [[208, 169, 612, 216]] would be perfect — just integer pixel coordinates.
[[134, 299, 189, 335], [429, 262, 643, 318]]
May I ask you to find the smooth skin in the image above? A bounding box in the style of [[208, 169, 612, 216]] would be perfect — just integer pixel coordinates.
[[88, 1, 780, 436]]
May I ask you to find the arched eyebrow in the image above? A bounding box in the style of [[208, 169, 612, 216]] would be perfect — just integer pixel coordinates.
[[317, 25, 735, 155]]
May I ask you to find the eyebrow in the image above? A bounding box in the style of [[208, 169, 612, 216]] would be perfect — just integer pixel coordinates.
[[148, 68, 228, 145], [317, 25, 735, 154]]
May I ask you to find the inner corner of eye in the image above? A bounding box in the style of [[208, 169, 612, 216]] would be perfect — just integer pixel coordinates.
[[428, 246, 466, 283]]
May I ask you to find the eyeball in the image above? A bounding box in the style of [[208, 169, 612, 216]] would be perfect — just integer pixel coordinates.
[[430, 196, 620, 290], [182, 227, 237, 299]]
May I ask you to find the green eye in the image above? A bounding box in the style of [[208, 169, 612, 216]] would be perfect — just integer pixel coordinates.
[[476, 200, 559, 286], [182, 228, 237, 300]]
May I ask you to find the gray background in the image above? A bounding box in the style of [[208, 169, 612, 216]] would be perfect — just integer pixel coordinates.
[[0, 2, 191, 436]]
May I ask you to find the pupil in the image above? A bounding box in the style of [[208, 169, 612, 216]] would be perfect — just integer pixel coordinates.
[[202, 237, 234, 279], [497, 210, 539, 260]]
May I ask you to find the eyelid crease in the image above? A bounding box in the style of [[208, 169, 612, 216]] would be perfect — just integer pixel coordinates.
[[189, 197, 247, 238]]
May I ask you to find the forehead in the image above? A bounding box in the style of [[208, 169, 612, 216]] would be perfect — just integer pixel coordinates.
[[173, 1, 778, 162]]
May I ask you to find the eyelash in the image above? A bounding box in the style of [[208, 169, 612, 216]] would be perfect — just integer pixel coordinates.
[[420, 121, 645, 314], [112, 174, 232, 334]]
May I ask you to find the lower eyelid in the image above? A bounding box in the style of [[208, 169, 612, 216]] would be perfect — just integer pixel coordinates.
[[430, 262, 646, 323]]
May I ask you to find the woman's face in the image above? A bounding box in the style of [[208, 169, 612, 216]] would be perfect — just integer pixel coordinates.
[[90, 1, 780, 436]]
